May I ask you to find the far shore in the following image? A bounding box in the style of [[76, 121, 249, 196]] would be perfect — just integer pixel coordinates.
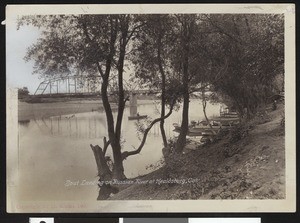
[[18, 98, 155, 121]]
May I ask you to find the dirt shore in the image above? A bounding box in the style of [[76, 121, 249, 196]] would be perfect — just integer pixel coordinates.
[[108, 103, 285, 200]]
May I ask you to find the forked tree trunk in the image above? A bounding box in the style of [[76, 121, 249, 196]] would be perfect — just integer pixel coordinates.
[[175, 27, 190, 152], [101, 74, 126, 180], [113, 19, 129, 180]]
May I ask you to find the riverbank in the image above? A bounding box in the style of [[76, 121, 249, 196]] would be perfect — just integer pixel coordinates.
[[109, 102, 285, 200]]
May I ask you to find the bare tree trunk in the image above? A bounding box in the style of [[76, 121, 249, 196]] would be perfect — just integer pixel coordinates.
[[115, 47, 126, 141], [112, 27, 129, 180], [115, 16, 129, 142], [160, 86, 168, 148], [157, 28, 168, 148], [201, 90, 216, 135], [100, 70, 126, 180], [175, 89, 189, 153], [99, 57, 126, 179], [175, 17, 192, 153]]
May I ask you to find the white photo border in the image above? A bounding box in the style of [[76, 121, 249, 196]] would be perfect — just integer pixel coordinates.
[[6, 3, 296, 213]]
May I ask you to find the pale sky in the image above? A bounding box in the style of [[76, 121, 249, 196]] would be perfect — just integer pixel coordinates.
[[6, 13, 135, 95], [6, 13, 42, 94]]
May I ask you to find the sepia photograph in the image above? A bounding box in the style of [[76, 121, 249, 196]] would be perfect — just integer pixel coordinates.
[[6, 4, 295, 212]]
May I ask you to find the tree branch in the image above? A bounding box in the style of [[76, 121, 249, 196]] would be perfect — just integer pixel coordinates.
[[121, 98, 177, 160], [96, 62, 104, 78], [126, 22, 147, 45], [81, 17, 105, 78], [81, 17, 92, 41], [124, 95, 130, 103], [204, 15, 243, 45]]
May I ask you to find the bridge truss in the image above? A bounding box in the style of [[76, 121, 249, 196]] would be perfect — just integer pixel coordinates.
[[34, 75, 157, 96], [34, 75, 103, 95]]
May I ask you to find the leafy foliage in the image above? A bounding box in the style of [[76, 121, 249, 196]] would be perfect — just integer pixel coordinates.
[[202, 14, 284, 118]]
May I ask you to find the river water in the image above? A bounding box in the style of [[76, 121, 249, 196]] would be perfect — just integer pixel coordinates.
[[16, 99, 219, 201]]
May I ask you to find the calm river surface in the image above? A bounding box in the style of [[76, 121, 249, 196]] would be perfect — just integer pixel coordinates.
[[16, 99, 219, 201]]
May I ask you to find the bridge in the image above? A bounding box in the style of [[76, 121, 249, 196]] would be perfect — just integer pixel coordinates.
[[33, 75, 157, 97]]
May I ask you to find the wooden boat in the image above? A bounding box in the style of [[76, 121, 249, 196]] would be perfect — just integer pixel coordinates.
[[211, 117, 240, 126], [173, 123, 203, 136], [174, 122, 231, 130], [220, 112, 239, 118], [173, 114, 240, 137], [173, 123, 225, 136], [128, 115, 147, 120], [201, 129, 216, 136], [219, 106, 239, 118], [192, 124, 232, 131], [212, 116, 239, 121], [187, 130, 204, 137]]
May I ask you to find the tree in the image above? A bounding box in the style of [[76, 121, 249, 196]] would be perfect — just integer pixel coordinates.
[[18, 87, 30, 99], [131, 14, 178, 148], [18, 15, 146, 180], [171, 15, 216, 153], [133, 14, 213, 153], [202, 14, 284, 119]]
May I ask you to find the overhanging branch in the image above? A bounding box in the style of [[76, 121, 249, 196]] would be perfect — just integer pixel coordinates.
[[121, 98, 176, 160]]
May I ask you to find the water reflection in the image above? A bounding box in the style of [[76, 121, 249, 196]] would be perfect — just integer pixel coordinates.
[[35, 113, 107, 139], [16, 99, 220, 201]]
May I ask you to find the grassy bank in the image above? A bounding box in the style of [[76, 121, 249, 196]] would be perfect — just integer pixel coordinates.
[[109, 102, 285, 200]]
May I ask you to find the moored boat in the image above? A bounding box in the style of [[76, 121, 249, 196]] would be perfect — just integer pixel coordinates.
[[128, 115, 148, 120], [173, 116, 239, 136], [173, 123, 222, 136], [211, 117, 240, 126]]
